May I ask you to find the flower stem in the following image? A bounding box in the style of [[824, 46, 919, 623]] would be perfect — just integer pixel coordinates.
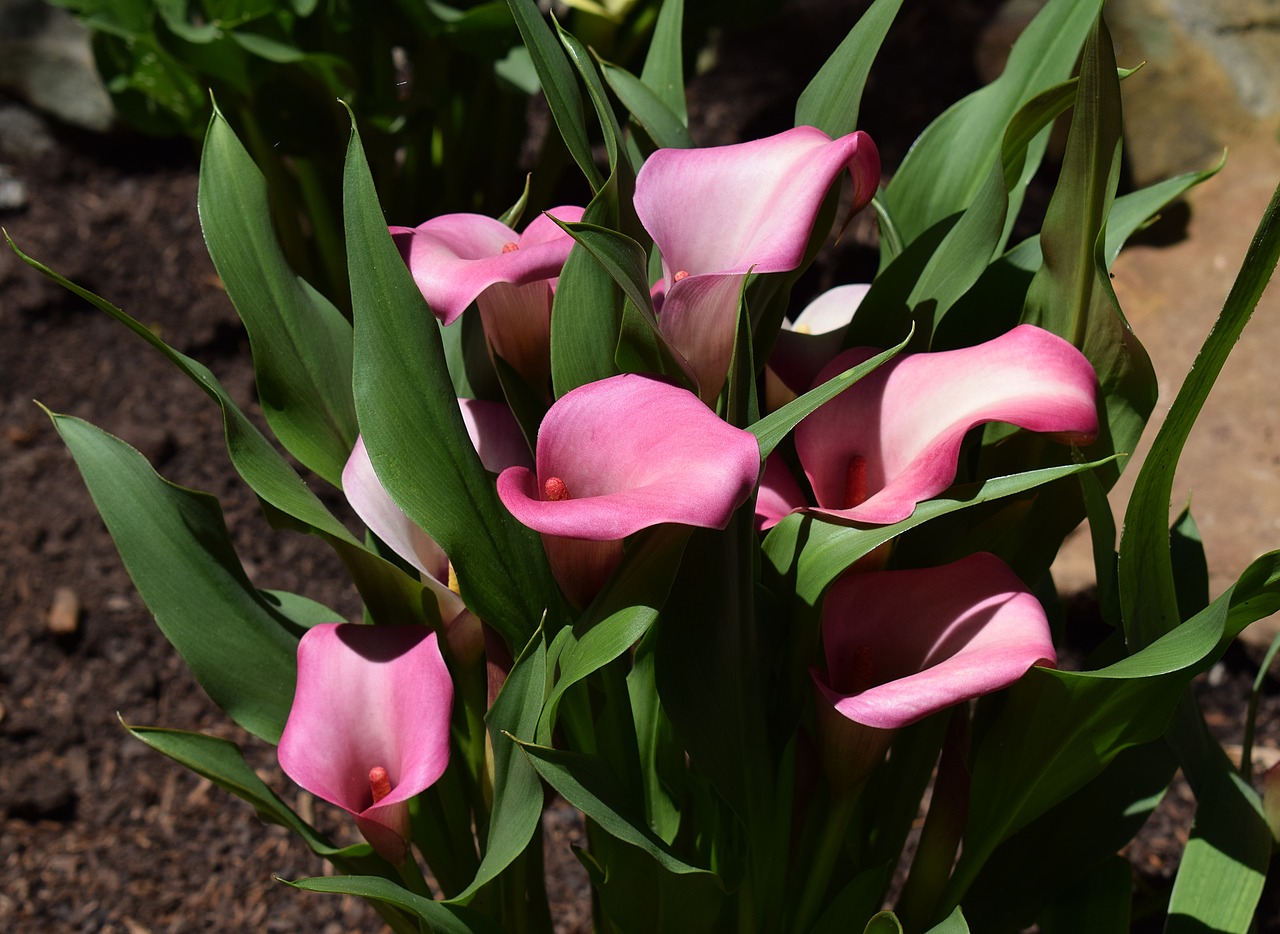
[[792, 785, 862, 932]]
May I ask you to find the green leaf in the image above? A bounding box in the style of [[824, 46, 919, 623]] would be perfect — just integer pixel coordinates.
[[124, 724, 364, 858], [199, 108, 357, 487], [551, 175, 625, 395], [50, 413, 298, 742], [555, 17, 622, 174], [257, 589, 342, 629], [794, 0, 901, 136], [580, 828, 726, 933], [638, 0, 686, 124], [601, 60, 694, 150], [748, 330, 910, 457], [343, 116, 554, 646], [1170, 506, 1209, 622], [1120, 175, 1280, 647], [764, 458, 1117, 609], [655, 511, 774, 886], [514, 740, 720, 880], [1037, 857, 1131, 934], [1166, 754, 1269, 932], [6, 235, 432, 629], [961, 743, 1174, 932], [503, 0, 603, 190], [288, 875, 502, 934], [864, 911, 904, 934], [883, 0, 1100, 251], [539, 526, 690, 737], [923, 907, 969, 934], [947, 549, 1280, 911], [449, 629, 548, 902]]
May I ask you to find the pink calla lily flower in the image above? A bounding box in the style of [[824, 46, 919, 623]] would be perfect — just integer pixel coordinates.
[[392, 206, 585, 394], [343, 398, 533, 625], [812, 553, 1055, 786], [795, 324, 1099, 525], [636, 126, 879, 401], [767, 283, 871, 410], [496, 373, 761, 606], [278, 623, 452, 865]]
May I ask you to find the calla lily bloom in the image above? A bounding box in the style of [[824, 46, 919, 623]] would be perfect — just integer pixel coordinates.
[[496, 373, 761, 606], [392, 206, 585, 394], [767, 283, 870, 411], [343, 398, 532, 627], [278, 623, 452, 865], [794, 324, 1098, 525], [812, 553, 1055, 785], [636, 126, 879, 401]]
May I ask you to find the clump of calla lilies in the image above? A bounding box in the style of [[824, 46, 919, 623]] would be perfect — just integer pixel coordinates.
[[28, 0, 1280, 930]]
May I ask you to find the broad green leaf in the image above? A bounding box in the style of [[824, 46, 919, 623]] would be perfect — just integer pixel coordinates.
[[923, 907, 969, 934], [961, 743, 1174, 932], [948, 549, 1280, 910], [448, 629, 548, 902], [288, 875, 502, 934], [503, 0, 603, 190], [555, 17, 622, 174], [655, 510, 775, 892], [51, 414, 298, 742], [794, 0, 901, 136], [258, 589, 343, 629], [1170, 506, 1209, 622], [1121, 175, 1280, 647], [1166, 744, 1269, 932], [124, 724, 365, 859], [638, 0, 686, 123], [7, 236, 432, 629], [883, 0, 1100, 251], [601, 61, 694, 150], [935, 163, 1223, 351], [551, 175, 625, 395], [581, 828, 725, 933], [539, 526, 690, 738], [343, 117, 554, 645], [764, 458, 1116, 609], [514, 740, 721, 880], [1037, 857, 1131, 934], [199, 108, 357, 487], [627, 634, 682, 844]]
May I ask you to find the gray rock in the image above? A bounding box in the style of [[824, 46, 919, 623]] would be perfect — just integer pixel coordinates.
[[0, 102, 57, 162], [0, 0, 113, 132], [1109, 0, 1280, 183]]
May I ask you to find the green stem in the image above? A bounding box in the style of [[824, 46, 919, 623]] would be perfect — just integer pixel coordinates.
[[792, 786, 862, 932]]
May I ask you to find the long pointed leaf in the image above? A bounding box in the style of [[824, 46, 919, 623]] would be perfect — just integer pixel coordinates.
[[199, 108, 357, 486], [51, 413, 299, 742], [343, 117, 555, 645]]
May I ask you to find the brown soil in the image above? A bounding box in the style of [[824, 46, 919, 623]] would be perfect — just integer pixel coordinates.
[[2, 1, 1279, 931]]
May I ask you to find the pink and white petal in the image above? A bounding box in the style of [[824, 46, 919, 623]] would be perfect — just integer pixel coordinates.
[[636, 127, 879, 278], [814, 553, 1056, 729], [458, 398, 533, 473], [657, 272, 746, 403], [519, 206, 586, 247], [769, 283, 871, 399], [342, 438, 466, 623], [540, 535, 625, 609], [756, 454, 808, 531], [277, 625, 453, 814], [392, 213, 577, 325], [477, 280, 554, 396], [799, 325, 1099, 524], [496, 374, 761, 541]]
